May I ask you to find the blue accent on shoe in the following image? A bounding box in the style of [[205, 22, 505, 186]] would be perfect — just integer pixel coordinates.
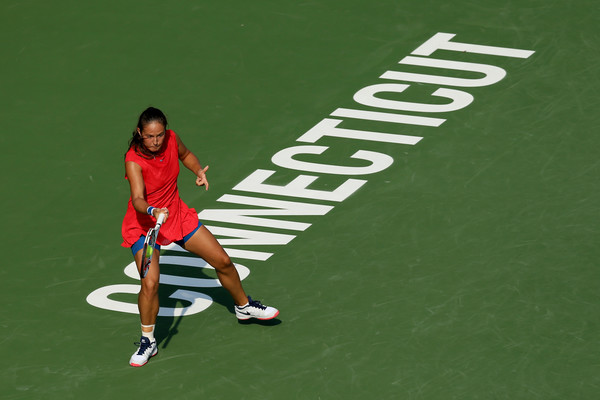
[[135, 337, 152, 355], [247, 296, 267, 310]]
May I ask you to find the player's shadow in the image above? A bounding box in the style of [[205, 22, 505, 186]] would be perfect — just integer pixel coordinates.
[[155, 285, 281, 349]]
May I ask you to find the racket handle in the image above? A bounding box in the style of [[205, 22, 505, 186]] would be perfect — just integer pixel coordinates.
[[156, 212, 166, 226]]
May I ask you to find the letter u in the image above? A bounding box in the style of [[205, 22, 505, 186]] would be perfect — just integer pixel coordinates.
[[380, 56, 507, 87]]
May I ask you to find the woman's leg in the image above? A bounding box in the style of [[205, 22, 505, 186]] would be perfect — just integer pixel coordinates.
[[130, 246, 161, 367], [134, 247, 161, 326], [182, 225, 248, 306]]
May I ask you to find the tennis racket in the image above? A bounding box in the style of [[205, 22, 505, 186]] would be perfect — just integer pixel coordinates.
[[140, 213, 166, 278]]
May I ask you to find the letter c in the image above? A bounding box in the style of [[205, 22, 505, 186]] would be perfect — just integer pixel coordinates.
[[271, 145, 393, 175]]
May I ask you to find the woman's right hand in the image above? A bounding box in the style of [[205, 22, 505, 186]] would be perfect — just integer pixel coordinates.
[[152, 207, 169, 222]]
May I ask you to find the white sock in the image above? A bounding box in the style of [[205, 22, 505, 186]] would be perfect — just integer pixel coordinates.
[[141, 324, 155, 342], [237, 302, 249, 308]]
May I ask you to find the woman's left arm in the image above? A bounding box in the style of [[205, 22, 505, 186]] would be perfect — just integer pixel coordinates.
[[177, 133, 209, 190]]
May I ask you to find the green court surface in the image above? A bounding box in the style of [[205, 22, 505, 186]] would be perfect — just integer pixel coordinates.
[[1, 1, 599, 399]]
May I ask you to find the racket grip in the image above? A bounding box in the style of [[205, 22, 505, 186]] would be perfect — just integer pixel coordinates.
[[156, 212, 166, 226]]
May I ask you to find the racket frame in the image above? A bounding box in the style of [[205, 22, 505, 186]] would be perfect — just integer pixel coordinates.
[[140, 213, 166, 278]]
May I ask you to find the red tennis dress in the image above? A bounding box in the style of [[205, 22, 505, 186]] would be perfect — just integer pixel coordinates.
[[121, 130, 199, 247]]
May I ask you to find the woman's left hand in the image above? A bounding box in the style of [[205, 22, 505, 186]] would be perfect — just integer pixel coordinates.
[[196, 165, 210, 190]]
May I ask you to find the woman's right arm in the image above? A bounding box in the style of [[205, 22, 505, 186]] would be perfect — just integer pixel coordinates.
[[125, 161, 167, 219]]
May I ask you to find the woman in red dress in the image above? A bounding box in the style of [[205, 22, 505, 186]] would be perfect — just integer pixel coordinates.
[[122, 107, 278, 367]]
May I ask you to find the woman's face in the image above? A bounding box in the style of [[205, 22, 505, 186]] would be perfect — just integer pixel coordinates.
[[138, 121, 166, 153]]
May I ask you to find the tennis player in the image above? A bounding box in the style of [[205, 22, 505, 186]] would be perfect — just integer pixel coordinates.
[[122, 107, 279, 367]]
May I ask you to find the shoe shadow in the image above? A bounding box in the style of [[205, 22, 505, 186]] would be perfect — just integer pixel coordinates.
[[237, 318, 282, 327]]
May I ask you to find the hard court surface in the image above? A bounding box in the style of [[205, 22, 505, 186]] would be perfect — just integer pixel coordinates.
[[1, 1, 598, 399]]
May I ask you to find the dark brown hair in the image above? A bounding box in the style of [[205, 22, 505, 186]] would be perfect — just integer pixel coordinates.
[[127, 107, 168, 157]]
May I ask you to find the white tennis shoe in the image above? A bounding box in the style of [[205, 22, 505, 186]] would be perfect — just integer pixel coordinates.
[[129, 336, 158, 367], [235, 296, 279, 320]]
